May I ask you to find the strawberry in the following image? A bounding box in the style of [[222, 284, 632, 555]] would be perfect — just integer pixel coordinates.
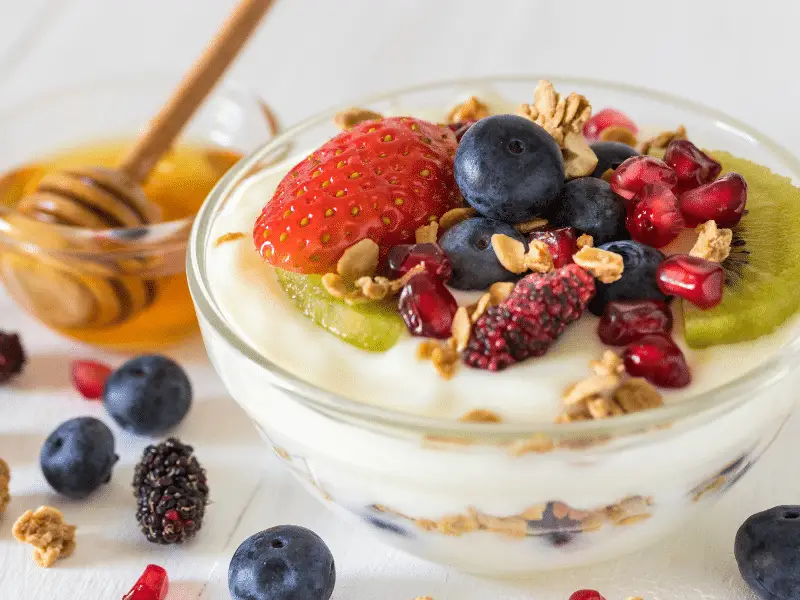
[[253, 117, 461, 273]]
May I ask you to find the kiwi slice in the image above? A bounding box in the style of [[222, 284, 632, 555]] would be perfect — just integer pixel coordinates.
[[683, 151, 800, 348], [275, 269, 405, 352]]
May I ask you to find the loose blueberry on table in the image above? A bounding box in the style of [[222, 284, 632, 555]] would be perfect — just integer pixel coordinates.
[[228, 525, 336, 600]]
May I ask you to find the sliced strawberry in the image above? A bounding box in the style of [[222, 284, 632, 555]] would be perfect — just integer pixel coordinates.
[[254, 117, 461, 274], [71, 360, 112, 400]]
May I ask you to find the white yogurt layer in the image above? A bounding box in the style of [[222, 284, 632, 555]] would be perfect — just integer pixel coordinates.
[[206, 111, 800, 423]]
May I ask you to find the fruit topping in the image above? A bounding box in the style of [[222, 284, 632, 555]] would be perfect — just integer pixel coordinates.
[[678, 172, 747, 228], [455, 114, 565, 223], [547, 178, 629, 245], [589, 141, 640, 178], [598, 300, 673, 346], [735, 506, 800, 600], [529, 227, 577, 268], [583, 108, 638, 142], [40, 417, 118, 499], [71, 359, 112, 400], [656, 254, 724, 309], [122, 565, 169, 600], [228, 525, 336, 600], [0, 331, 25, 383], [398, 272, 458, 339], [386, 242, 452, 282], [623, 334, 691, 388], [464, 264, 595, 371], [439, 217, 527, 290], [610, 156, 678, 201], [569, 590, 608, 600], [682, 152, 800, 347], [625, 184, 685, 248], [448, 119, 477, 142], [588, 240, 668, 316], [664, 139, 722, 193], [104, 355, 192, 435], [254, 117, 460, 274], [133, 438, 208, 545], [277, 269, 404, 351]]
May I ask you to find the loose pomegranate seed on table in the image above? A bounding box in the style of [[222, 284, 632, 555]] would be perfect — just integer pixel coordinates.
[[569, 590, 608, 600], [583, 108, 638, 142], [656, 254, 725, 309], [626, 184, 685, 248], [386, 243, 453, 282], [624, 333, 692, 388], [528, 227, 577, 268], [664, 139, 722, 193], [398, 272, 458, 339], [71, 360, 113, 400], [122, 564, 169, 600], [598, 299, 673, 346], [678, 172, 748, 227], [610, 156, 678, 201]]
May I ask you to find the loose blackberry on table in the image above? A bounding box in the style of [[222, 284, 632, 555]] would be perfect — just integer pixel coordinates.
[[0, 330, 25, 383], [132, 437, 208, 545]]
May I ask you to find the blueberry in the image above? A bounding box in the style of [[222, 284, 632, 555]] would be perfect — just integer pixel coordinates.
[[455, 114, 565, 223], [103, 354, 191, 435], [735, 506, 800, 600], [40, 417, 118, 499], [589, 240, 668, 316], [547, 178, 629, 245], [439, 217, 526, 290], [589, 141, 640, 178], [228, 525, 336, 600]]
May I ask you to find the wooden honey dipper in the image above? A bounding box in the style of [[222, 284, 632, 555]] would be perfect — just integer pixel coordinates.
[[4, 0, 277, 330]]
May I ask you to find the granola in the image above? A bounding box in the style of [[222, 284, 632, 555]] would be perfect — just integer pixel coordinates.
[[517, 80, 597, 178], [418, 338, 460, 380], [690, 220, 732, 263], [459, 408, 502, 423], [12, 506, 76, 568], [491, 234, 554, 274], [598, 125, 637, 147], [214, 231, 246, 247], [333, 107, 383, 130], [415, 221, 439, 244], [451, 306, 472, 352], [438, 207, 477, 231], [576, 233, 594, 249], [514, 217, 549, 234], [572, 246, 624, 283], [639, 125, 687, 155], [337, 238, 379, 281], [447, 96, 490, 123], [0, 458, 9, 514]]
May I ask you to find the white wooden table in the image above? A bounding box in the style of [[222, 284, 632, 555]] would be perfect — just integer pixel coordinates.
[[1, 1, 798, 598]]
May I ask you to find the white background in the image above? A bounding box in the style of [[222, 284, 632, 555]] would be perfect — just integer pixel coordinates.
[[0, 1, 797, 598]]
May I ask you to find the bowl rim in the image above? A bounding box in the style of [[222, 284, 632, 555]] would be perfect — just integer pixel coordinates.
[[188, 74, 800, 441], [0, 71, 276, 247]]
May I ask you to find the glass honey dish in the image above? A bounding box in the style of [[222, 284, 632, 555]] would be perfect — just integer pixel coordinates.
[[0, 75, 279, 349]]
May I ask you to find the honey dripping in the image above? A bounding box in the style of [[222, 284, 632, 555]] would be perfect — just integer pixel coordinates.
[[0, 140, 242, 350]]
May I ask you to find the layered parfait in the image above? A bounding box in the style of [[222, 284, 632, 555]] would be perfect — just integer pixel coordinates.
[[197, 80, 800, 573]]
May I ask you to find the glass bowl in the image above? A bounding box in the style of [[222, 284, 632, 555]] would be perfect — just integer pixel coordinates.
[[188, 76, 800, 575], [0, 74, 278, 350]]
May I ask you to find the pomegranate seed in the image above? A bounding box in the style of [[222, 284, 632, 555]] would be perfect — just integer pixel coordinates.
[[71, 360, 112, 400], [611, 156, 678, 201], [626, 184, 685, 248], [656, 254, 724, 309], [448, 120, 477, 142], [122, 564, 169, 600], [398, 273, 458, 339], [164, 509, 180, 522], [624, 334, 691, 388], [528, 227, 577, 268], [583, 108, 638, 142], [664, 139, 722, 193], [598, 300, 673, 346], [386, 243, 453, 282], [678, 172, 747, 228], [569, 590, 607, 600]]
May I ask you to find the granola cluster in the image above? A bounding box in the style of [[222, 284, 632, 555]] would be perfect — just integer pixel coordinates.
[[12, 506, 76, 568], [447, 96, 490, 124], [491, 234, 554, 275], [0, 458, 9, 515], [333, 107, 383, 130], [557, 351, 664, 422], [690, 220, 733, 263]]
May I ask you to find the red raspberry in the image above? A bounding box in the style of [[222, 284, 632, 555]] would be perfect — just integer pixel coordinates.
[[464, 265, 595, 371]]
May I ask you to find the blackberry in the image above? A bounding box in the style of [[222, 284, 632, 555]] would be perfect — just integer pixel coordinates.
[[0, 331, 25, 383], [132, 438, 209, 545], [464, 265, 595, 371]]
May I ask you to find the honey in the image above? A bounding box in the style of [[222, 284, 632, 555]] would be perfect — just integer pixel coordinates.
[[0, 140, 242, 350]]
